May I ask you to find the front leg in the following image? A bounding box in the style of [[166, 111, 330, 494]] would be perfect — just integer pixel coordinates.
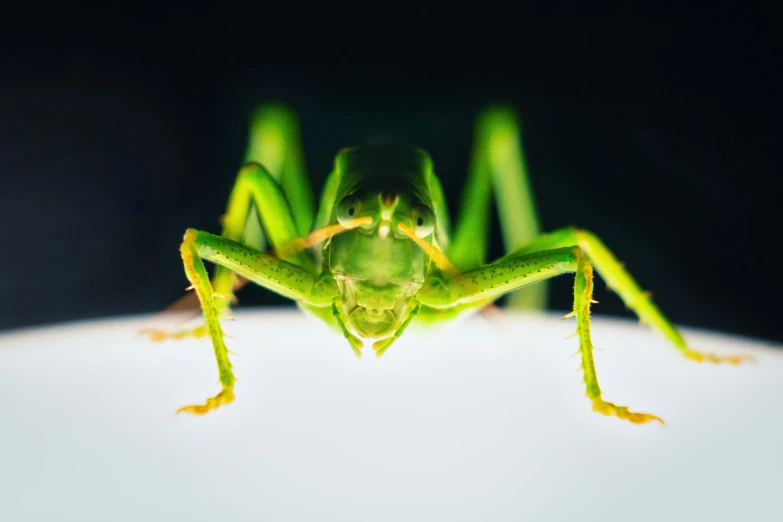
[[417, 246, 662, 424], [175, 230, 236, 415], [571, 248, 662, 424], [174, 229, 337, 415]]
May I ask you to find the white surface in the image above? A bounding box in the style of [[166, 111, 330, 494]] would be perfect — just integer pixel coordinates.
[[0, 310, 781, 522]]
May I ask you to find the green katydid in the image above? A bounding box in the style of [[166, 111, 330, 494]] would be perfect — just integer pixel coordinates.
[[145, 103, 748, 422]]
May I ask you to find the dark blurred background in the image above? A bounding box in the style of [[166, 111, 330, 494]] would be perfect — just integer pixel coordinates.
[[1, 7, 780, 342]]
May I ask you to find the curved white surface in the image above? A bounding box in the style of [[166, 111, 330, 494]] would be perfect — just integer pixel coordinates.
[[0, 310, 781, 522]]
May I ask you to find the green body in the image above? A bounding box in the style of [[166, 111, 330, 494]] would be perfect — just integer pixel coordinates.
[[149, 103, 747, 420]]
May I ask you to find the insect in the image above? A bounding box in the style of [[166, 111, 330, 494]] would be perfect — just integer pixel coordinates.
[[145, 103, 748, 422]]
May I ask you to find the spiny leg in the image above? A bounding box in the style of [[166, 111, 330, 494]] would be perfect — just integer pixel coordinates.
[[414, 238, 663, 424], [508, 227, 749, 364], [176, 230, 236, 415], [571, 248, 662, 424], [448, 106, 546, 310], [174, 228, 338, 414]]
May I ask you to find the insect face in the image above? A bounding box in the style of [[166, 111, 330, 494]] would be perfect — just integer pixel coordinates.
[[328, 190, 434, 339]]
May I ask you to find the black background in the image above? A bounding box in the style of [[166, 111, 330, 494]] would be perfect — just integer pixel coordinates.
[[1, 7, 780, 343]]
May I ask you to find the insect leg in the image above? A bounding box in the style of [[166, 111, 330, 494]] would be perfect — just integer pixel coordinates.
[[144, 162, 310, 340], [571, 247, 663, 424], [175, 228, 337, 415], [214, 162, 314, 302], [175, 230, 235, 415], [448, 106, 546, 309], [448, 114, 493, 271], [244, 103, 315, 238], [504, 227, 749, 364], [416, 246, 662, 424]]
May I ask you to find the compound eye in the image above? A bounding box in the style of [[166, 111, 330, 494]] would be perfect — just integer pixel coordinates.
[[336, 196, 363, 226], [411, 205, 435, 238]]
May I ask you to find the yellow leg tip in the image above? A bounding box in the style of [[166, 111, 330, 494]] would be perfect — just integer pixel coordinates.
[[592, 399, 664, 425], [140, 325, 209, 342], [683, 349, 753, 365], [177, 387, 235, 415], [139, 328, 169, 342]]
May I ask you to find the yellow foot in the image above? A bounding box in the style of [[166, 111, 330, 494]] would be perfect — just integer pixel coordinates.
[[140, 324, 208, 342], [683, 348, 752, 365], [592, 399, 664, 425], [177, 387, 235, 415]]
